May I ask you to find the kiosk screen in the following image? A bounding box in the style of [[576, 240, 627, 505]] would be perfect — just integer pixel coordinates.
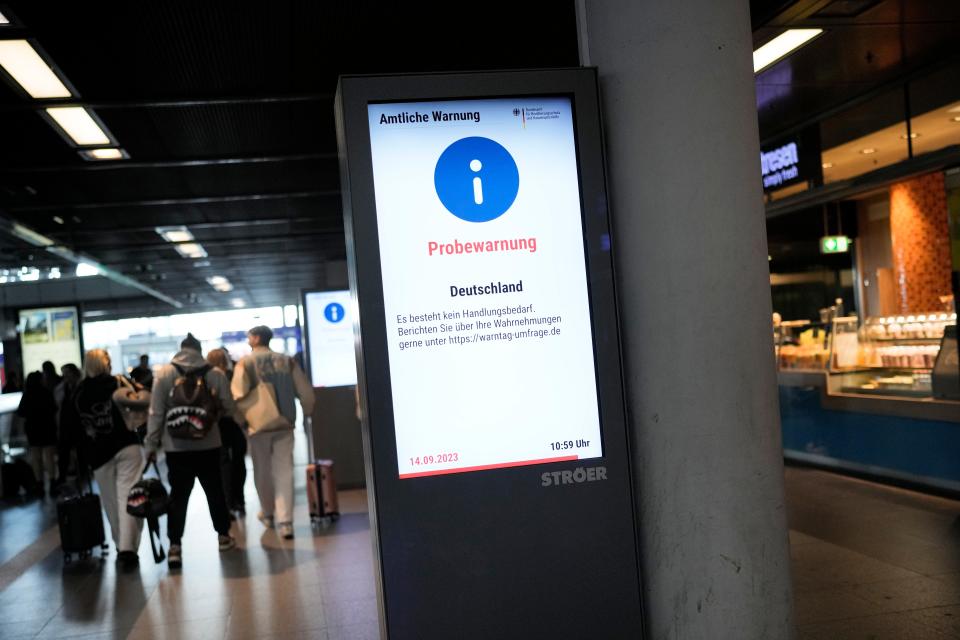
[[367, 97, 603, 478]]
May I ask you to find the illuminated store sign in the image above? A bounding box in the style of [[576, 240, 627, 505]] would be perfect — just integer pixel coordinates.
[[760, 128, 822, 193], [367, 97, 603, 479], [761, 141, 799, 188]]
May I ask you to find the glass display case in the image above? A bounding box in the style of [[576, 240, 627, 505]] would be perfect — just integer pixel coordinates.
[[838, 312, 957, 397], [776, 316, 861, 371]]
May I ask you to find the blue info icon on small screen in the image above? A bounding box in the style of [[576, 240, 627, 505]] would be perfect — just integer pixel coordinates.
[[324, 302, 345, 323], [434, 136, 519, 223]]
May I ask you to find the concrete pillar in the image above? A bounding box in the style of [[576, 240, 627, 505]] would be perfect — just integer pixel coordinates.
[[577, 2, 794, 638]]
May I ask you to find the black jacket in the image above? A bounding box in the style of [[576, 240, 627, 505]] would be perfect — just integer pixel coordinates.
[[16, 386, 57, 447], [72, 375, 140, 469]]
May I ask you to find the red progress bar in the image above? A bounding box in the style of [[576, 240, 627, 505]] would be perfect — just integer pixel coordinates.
[[399, 455, 578, 479]]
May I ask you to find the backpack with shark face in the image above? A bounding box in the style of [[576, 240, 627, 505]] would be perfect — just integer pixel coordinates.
[[165, 364, 220, 440]]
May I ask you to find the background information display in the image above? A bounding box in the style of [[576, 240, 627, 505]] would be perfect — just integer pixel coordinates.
[[18, 306, 83, 376], [304, 290, 358, 387], [368, 97, 603, 478]]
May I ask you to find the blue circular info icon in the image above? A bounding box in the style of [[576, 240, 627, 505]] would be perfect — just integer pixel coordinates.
[[434, 137, 519, 223], [324, 302, 345, 323]]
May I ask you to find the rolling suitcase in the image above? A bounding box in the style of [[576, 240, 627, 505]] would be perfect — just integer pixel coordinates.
[[307, 459, 340, 527], [57, 479, 106, 563]]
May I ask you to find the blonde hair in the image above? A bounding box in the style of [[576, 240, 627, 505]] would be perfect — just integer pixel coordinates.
[[83, 349, 112, 378]]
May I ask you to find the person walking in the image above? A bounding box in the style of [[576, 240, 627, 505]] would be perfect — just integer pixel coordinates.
[[207, 348, 247, 517], [145, 333, 237, 569], [41, 361, 62, 392], [130, 354, 154, 390], [16, 371, 58, 497], [232, 326, 314, 540], [74, 349, 144, 568], [52, 363, 82, 494]]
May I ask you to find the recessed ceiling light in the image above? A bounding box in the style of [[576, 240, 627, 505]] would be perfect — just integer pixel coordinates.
[[79, 148, 127, 161], [175, 242, 208, 259], [822, 162, 833, 169], [52, 216, 64, 224], [952, 116, 960, 123], [75, 262, 100, 277], [206, 275, 234, 292], [156, 226, 194, 243], [899, 132, 919, 139], [860, 148, 877, 154], [230, 298, 246, 308], [45, 107, 111, 146], [0, 10, 9, 25], [753, 29, 824, 74], [0, 40, 72, 98]]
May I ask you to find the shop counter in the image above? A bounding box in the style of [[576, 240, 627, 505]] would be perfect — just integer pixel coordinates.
[[778, 370, 960, 493]]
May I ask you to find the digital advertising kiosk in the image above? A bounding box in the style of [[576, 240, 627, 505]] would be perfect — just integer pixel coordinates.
[[335, 68, 644, 638]]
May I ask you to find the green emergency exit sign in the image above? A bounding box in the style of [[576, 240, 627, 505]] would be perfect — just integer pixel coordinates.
[[820, 235, 850, 254]]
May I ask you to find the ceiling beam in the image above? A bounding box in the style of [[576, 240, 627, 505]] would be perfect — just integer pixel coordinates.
[[9, 190, 340, 212], [0, 152, 337, 174], [66, 231, 342, 252], [46, 216, 323, 235], [0, 93, 334, 113]]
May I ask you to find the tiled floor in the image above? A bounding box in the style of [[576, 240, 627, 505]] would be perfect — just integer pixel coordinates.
[[787, 466, 960, 639], [0, 458, 379, 640], [2, 461, 959, 638]]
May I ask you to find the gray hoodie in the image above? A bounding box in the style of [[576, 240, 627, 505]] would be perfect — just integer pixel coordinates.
[[145, 349, 237, 453]]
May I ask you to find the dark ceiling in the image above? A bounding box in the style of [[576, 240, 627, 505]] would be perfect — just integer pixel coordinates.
[[754, 0, 960, 143], [0, 2, 580, 319], [1, 1, 958, 321]]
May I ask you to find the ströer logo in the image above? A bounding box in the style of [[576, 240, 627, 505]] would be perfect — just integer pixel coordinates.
[[434, 136, 519, 223]]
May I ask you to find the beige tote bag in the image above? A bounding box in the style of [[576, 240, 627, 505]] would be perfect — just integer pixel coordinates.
[[237, 359, 293, 436]]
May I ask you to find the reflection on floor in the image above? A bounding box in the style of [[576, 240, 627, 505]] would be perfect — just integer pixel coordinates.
[[0, 460, 378, 640], [3, 461, 960, 639], [787, 465, 960, 640]]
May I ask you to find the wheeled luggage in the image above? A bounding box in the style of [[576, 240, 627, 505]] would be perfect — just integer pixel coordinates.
[[306, 459, 340, 526], [57, 490, 106, 562]]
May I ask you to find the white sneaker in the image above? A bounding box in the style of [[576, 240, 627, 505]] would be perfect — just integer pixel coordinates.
[[278, 522, 294, 540], [257, 512, 275, 529]]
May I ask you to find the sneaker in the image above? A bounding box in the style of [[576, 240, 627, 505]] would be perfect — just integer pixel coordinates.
[[218, 534, 236, 552], [257, 511, 275, 529], [278, 522, 294, 540], [168, 544, 182, 569]]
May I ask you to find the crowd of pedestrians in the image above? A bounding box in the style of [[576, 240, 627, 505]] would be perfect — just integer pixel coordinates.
[[8, 326, 314, 571]]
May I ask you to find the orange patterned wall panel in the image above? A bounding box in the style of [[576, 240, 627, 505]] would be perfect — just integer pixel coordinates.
[[889, 172, 953, 313]]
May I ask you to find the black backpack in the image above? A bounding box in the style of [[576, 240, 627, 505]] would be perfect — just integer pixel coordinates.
[[126, 460, 170, 563], [165, 364, 220, 440]]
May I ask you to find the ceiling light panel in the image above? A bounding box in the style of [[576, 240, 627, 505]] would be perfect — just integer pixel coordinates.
[[156, 226, 194, 243], [80, 148, 127, 161], [0, 11, 9, 25], [753, 29, 823, 74], [45, 106, 111, 145], [0, 40, 72, 98], [175, 242, 208, 259]]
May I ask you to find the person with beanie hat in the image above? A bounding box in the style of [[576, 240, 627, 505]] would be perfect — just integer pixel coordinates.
[[146, 333, 239, 568]]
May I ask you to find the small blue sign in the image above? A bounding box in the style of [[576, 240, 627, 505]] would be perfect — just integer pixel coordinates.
[[434, 136, 519, 223], [324, 302, 345, 323]]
